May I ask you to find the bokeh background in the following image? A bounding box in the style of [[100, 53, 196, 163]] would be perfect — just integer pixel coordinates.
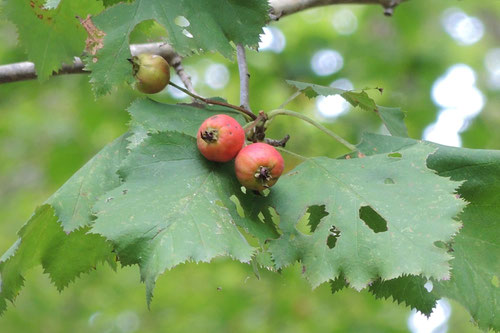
[[1, 0, 499, 332]]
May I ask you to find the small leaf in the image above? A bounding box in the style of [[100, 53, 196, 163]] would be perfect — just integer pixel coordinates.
[[286, 80, 377, 112], [369, 275, 438, 316], [377, 106, 408, 138]]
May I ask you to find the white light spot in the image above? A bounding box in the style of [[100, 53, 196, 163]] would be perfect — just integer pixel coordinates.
[[311, 49, 344, 76], [316, 78, 353, 119], [425, 64, 485, 147], [442, 8, 484, 45], [204, 63, 230, 90], [258, 27, 286, 53], [115, 311, 140, 333], [332, 9, 358, 35], [424, 281, 434, 292], [431, 64, 485, 117], [485, 48, 500, 90], [174, 16, 190, 27], [408, 299, 451, 333], [182, 29, 194, 38]]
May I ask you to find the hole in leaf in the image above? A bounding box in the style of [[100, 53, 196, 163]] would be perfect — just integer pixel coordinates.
[[240, 186, 246, 194], [384, 178, 395, 184], [388, 152, 402, 158], [359, 206, 388, 233], [308, 205, 329, 232], [215, 200, 224, 207], [174, 16, 190, 27], [182, 29, 194, 38], [237, 226, 259, 247], [296, 211, 311, 235], [327, 226, 340, 249], [434, 240, 453, 252], [297, 205, 329, 236], [229, 195, 245, 218], [267, 207, 281, 235]]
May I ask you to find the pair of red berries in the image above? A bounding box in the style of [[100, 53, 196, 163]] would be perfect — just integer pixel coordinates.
[[197, 114, 284, 191]]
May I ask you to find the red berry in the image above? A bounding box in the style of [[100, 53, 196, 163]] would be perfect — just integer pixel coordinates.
[[235, 143, 284, 191], [133, 54, 170, 94], [197, 114, 245, 162]]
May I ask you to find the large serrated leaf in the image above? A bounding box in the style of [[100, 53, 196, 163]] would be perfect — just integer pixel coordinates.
[[91, 132, 273, 305], [0, 205, 115, 315], [4, 0, 102, 80], [127, 99, 247, 148], [357, 133, 500, 331], [87, 0, 269, 95], [267, 143, 465, 290], [48, 133, 130, 231]]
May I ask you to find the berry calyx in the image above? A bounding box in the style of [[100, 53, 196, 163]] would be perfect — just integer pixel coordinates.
[[197, 114, 245, 162], [132, 54, 170, 94], [235, 143, 284, 191]]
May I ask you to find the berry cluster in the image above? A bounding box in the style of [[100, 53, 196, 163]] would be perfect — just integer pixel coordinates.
[[197, 114, 284, 191]]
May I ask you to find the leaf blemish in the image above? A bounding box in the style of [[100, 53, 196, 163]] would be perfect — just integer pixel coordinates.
[[384, 178, 395, 184]]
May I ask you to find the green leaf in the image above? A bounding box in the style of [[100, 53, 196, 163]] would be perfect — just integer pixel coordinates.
[[369, 275, 437, 316], [47, 133, 130, 231], [87, 0, 269, 95], [377, 106, 408, 138], [286, 80, 378, 112], [268, 143, 465, 290], [358, 133, 500, 331], [0, 205, 115, 315], [127, 99, 246, 144], [4, 0, 102, 80], [91, 132, 270, 305]]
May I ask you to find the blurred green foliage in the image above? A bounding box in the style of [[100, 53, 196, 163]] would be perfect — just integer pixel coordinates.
[[1, 0, 499, 331]]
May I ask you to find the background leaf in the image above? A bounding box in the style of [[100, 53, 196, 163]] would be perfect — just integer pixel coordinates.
[[87, 0, 269, 95], [3, 0, 102, 80]]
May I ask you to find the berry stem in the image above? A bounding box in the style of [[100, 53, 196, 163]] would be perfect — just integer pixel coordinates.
[[267, 109, 357, 151], [168, 81, 257, 120], [275, 147, 308, 161]]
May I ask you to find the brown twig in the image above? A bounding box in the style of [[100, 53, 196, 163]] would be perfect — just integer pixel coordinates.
[[169, 81, 256, 120]]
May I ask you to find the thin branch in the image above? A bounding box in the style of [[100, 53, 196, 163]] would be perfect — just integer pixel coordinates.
[[275, 147, 308, 161], [269, 0, 407, 19], [0, 42, 179, 84], [236, 44, 251, 111], [168, 53, 196, 94], [169, 81, 257, 120]]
